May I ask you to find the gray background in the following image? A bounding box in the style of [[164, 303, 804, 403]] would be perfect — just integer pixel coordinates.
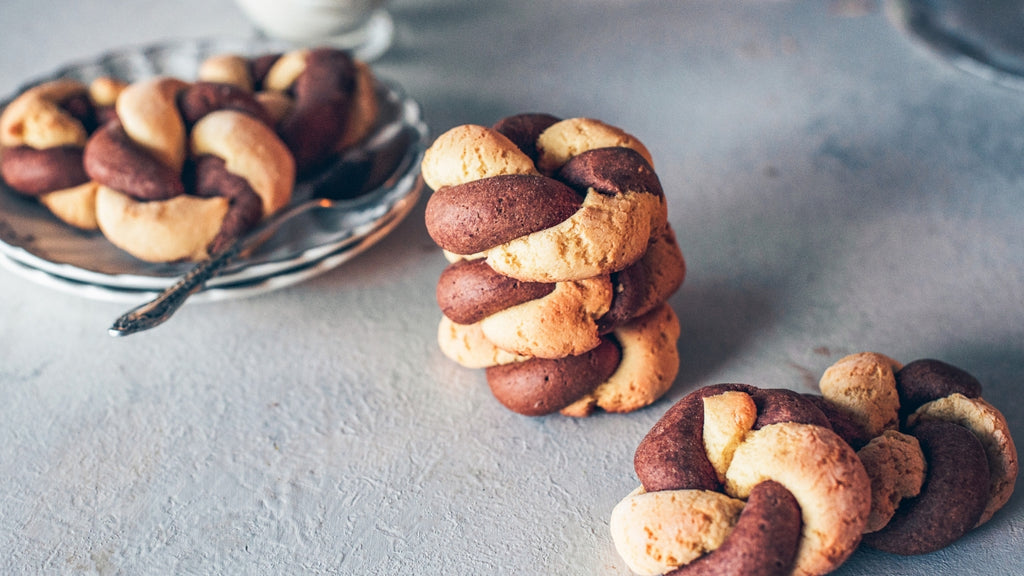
[[1, 1, 1021, 574]]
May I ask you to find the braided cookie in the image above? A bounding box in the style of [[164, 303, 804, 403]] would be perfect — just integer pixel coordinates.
[[0, 77, 125, 229], [198, 47, 378, 174], [488, 303, 680, 417], [614, 381, 872, 573], [436, 226, 685, 359], [83, 77, 294, 263], [438, 303, 679, 416], [818, 353, 1018, 555], [612, 384, 871, 576], [422, 114, 668, 283]]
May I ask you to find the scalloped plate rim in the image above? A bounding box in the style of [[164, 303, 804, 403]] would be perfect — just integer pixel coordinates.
[[0, 37, 427, 293]]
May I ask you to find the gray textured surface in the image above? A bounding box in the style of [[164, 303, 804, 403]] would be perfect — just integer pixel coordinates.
[[1, 0, 1022, 574]]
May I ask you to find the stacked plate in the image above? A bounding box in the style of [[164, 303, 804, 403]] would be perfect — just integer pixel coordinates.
[[0, 39, 428, 303]]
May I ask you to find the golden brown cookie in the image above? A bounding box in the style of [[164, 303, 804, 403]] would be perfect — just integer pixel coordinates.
[[616, 384, 871, 576], [535, 116, 654, 174], [0, 78, 124, 229], [818, 352, 902, 438], [477, 275, 613, 359], [420, 124, 538, 191], [610, 486, 745, 575], [198, 47, 379, 173], [85, 77, 294, 263], [436, 317, 530, 370], [423, 115, 668, 282], [818, 355, 1018, 554], [857, 430, 926, 533]]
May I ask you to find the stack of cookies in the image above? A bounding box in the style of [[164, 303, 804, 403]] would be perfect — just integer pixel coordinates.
[[422, 113, 686, 417]]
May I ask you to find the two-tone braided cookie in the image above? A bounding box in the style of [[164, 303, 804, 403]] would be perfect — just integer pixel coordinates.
[[83, 77, 294, 263], [612, 384, 871, 576], [425, 113, 682, 416], [422, 114, 668, 283], [198, 47, 378, 174], [817, 352, 1017, 555], [0, 77, 125, 229], [435, 225, 685, 359]]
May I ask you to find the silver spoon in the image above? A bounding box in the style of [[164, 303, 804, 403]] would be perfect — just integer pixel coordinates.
[[108, 119, 423, 337]]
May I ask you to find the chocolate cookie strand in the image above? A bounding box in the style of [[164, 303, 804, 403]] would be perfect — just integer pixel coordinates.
[[278, 48, 358, 171], [177, 81, 275, 129], [84, 121, 185, 201], [491, 112, 561, 162], [635, 384, 741, 493], [894, 358, 983, 420], [1, 145, 90, 195], [486, 337, 621, 416], [424, 174, 583, 256], [436, 259, 555, 326], [190, 155, 265, 255], [558, 146, 664, 199]]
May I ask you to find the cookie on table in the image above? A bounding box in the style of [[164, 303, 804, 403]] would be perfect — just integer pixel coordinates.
[[425, 112, 683, 417], [612, 383, 871, 576], [817, 353, 1018, 555]]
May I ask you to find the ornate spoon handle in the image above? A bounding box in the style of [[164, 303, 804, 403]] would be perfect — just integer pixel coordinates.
[[107, 238, 245, 337], [106, 195, 338, 337]]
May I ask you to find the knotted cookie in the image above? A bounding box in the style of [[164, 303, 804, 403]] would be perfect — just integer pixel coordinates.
[[425, 113, 684, 417]]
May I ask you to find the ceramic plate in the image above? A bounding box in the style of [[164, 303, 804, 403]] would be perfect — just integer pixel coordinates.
[[0, 38, 427, 296]]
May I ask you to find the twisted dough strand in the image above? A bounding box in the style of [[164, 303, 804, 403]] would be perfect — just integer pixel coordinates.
[[615, 384, 871, 576]]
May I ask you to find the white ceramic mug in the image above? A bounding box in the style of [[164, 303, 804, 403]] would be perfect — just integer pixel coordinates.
[[234, 0, 393, 59]]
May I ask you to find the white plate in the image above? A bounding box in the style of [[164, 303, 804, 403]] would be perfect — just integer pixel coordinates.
[[0, 38, 428, 296], [0, 182, 419, 303]]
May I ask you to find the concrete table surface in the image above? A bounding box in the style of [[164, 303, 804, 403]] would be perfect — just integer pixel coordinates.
[[1, 0, 1021, 574]]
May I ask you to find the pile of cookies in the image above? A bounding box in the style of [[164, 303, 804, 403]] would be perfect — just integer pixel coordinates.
[[610, 353, 1017, 575], [0, 47, 378, 263], [422, 113, 686, 417]]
